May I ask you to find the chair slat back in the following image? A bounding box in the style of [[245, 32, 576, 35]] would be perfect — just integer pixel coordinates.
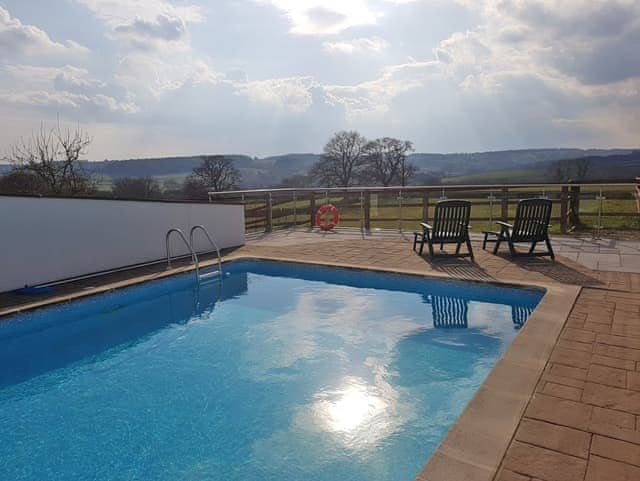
[[432, 200, 471, 241], [512, 198, 552, 242]]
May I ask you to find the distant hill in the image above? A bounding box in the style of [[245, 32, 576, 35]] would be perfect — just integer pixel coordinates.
[[443, 151, 640, 184], [1, 148, 636, 188], [409, 148, 635, 177]]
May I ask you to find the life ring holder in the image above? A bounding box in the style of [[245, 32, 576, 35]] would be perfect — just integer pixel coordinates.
[[315, 204, 340, 231]]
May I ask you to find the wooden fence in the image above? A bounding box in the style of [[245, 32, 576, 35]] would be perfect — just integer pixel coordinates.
[[209, 181, 640, 235]]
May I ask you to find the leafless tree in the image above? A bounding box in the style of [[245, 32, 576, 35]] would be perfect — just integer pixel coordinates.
[[363, 137, 416, 186], [190, 155, 241, 192], [553, 158, 591, 182], [574, 158, 591, 180], [309, 131, 368, 187], [5, 122, 93, 195]]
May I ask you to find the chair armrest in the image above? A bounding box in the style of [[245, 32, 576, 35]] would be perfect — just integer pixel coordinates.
[[495, 221, 513, 229], [420, 222, 432, 231]]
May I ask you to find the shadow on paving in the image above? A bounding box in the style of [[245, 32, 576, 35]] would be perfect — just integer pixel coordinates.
[[506, 255, 605, 287]]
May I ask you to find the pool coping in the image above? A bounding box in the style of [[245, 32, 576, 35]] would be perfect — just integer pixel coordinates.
[[0, 253, 581, 481]]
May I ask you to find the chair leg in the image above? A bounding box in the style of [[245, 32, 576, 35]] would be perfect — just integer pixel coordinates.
[[419, 238, 425, 255], [508, 239, 517, 256], [493, 237, 502, 255], [440, 242, 444, 251], [482, 233, 488, 250], [529, 241, 537, 254], [428, 241, 435, 258], [466, 237, 474, 260], [455, 243, 461, 254], [545, 237, 555, 260]]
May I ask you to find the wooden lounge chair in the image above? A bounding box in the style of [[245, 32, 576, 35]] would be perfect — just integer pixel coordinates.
[[482, 198, 555, 259], [413, 200, 474, 259]]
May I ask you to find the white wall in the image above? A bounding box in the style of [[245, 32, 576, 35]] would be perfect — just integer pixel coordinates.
[[0, 196, 245, 293]]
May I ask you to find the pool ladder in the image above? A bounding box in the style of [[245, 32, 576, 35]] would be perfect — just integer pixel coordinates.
[[165, 226, 223, 282]]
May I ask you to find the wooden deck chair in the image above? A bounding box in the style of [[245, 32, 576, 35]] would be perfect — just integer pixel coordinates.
[[482, 198, 555, 259], [413, 200, 474, 259]]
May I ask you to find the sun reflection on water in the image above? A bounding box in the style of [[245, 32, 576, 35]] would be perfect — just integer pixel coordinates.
[[311, 376, 397, 446]]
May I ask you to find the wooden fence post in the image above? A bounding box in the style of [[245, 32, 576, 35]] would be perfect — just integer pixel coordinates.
[[422, 191, 430, 222], [636, 177, 640, 216], [560, 186, 569, 234], [501, 186, 509, 221], [364, 191, 371, 230], [309, 192, 316, 229], [569, 185, 581, 228], [265, 193, 273, 232]]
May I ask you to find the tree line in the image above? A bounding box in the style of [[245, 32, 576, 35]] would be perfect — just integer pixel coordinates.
[[0, 123, 241, 200]]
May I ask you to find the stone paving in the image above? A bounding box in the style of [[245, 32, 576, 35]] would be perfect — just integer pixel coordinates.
[[248, 228, 640, 274], [497, 288, 640, 481]]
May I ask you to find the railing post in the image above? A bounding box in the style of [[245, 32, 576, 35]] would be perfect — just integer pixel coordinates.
[[422, 191, 430, 222], [398, 189, 403, 232], [364, 191, 371, 231], [292, 191, 297, 228], [501, 186, 509, 221], [569, 184, 581, 228], [488, 191, 496, 226], [309, 192, 316, 229], [265, 193, 273, 232], [560, 186, 569, 234]]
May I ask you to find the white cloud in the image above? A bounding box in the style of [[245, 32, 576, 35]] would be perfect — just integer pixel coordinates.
[[0, 64, 138, 118], [0, 90, 137, 114], [0, 7, 89, 58], [238, 77, 317, 113], [115, 53, 220, 99], [260, 0, 379, 34], [114, 13, 188, 50], [323, 36, 389, 55], [325, 61, 438, 116], [73, 0, 205, 27]]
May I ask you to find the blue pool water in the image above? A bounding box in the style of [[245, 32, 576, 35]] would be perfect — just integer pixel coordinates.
[[0, 260, 543, 481]]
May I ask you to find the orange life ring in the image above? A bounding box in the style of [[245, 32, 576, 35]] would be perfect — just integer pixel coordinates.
[[315, 204, 340, 231]]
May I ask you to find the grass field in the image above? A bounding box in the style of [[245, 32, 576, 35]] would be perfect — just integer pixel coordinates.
[[442, 169, 548, 184]]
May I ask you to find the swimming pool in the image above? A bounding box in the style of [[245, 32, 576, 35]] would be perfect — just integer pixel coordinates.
[[0, 260, 543, 481]]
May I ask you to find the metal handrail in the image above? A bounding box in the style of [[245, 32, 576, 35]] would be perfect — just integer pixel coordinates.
[[166, 228, 199, 278], [209, 181, 639, 197], [189, 225, 222, 275]]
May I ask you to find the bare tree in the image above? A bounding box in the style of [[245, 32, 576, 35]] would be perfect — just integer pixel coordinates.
[[190, 155, 241, 192], [5, 123, 93, 195], [553, 158, 591, 182], [574, 158, 591, 180], [309, 131, 368, 187], [363, 137, 416, 186]]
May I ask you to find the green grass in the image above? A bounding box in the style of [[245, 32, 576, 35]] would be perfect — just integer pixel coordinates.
[[442, 169, 547, 184]]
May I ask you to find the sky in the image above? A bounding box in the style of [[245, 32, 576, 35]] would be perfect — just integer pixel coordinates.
[[0, 0, 639, 160]]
